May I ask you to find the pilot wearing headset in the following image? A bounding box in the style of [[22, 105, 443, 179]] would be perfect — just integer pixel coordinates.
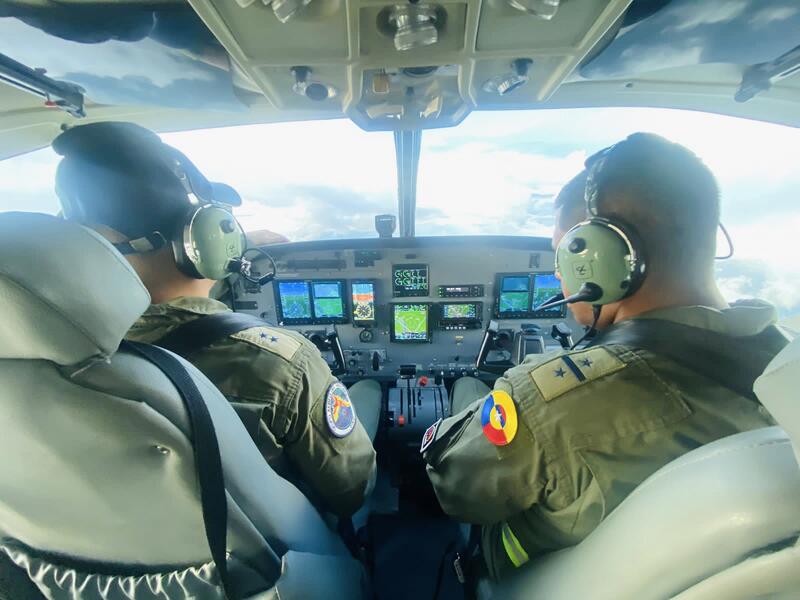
[[423, 133, 787, 581], [53, 122, 381, 518]]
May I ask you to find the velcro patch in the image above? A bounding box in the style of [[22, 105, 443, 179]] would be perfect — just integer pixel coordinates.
[[231, 327, 301, 362], [325, 381, 357, 438], [529, 347, 625, 402], [420, 419, 442, 453]]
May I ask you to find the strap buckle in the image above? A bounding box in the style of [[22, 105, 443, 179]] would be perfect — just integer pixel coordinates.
[[453, 551, 467, 584]]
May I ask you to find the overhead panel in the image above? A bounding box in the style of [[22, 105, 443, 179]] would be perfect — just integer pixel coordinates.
[[188, 0, 633, 130]]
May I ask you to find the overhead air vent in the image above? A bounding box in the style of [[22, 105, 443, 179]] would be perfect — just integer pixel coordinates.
[[483, 59, 533, 96], [378, 4, 446, 51], [235, 0, 313, 24], [291, 66, 336, 101], [506, 0, 561, 20]]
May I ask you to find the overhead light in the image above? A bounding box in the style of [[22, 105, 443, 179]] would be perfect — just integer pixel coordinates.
[[291, 66, 336, 101], [387, 5, 441, 51], [507, 0, 561, 20], [483, 59, 533, 96]]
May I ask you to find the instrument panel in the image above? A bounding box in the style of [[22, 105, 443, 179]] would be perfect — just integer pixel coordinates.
[[234, 236, 579, 381]]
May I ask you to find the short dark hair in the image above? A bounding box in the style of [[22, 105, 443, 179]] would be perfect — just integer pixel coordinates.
[[554, 132, 720, 276]]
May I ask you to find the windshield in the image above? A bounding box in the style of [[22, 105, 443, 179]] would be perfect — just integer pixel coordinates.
[[1, 108, 798, 322]]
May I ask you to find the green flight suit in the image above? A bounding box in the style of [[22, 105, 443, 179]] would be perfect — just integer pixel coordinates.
[[424, 301, 781, 580], [126, 296, 380, 517]]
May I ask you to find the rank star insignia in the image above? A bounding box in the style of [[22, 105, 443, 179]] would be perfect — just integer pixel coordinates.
[[554, 367, 566, 378], [580, 358, 593, 368]]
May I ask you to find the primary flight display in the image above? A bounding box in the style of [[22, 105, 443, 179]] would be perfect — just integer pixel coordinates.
[[495, 272, 566, 318], [351, 281, 376, 324], [277, 281, 313, 323]]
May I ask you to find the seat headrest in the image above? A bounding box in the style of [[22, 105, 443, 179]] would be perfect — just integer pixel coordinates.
[[0, 212, 150, 365], [755, 335, 800, 463]]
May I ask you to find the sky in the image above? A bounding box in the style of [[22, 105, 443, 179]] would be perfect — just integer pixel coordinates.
[[0, 107, 798, 322]]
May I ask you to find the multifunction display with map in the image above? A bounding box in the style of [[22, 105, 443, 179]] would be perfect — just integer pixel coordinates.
[[531, 273, 566, 318], [351, 281, 376, 324], [495, 273, 566, 319], [311, 280, 347, 323], [392, 264, 429, 297], [497, 275, 531, 318], [439, 302, 483, 330], [391, 303, 431, 343], [276, 281, 313, 324]]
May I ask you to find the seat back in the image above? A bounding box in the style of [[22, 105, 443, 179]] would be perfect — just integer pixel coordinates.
[[755, 336, 800, 466], [0, 213, 361, 599], [480, 427, 800, 599]]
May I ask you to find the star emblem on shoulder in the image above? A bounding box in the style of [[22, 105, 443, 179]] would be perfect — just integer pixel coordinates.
[[554, 367, 566, 378]]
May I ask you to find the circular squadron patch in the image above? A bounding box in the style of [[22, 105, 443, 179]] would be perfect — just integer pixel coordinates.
[[325, 382, 357, 438], [480, 390, 518, 446]]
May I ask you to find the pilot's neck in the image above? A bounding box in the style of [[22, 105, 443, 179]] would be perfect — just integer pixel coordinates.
[[148, 278, 216, 305], [610, 279, 728, 325]]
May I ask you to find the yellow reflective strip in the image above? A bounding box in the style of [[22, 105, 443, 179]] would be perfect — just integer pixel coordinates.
[[501, 524, 529, 568]]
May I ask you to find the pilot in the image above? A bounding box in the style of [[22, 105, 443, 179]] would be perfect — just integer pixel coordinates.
[[52, 121, 382, 518], [422, 133, 787, 580]]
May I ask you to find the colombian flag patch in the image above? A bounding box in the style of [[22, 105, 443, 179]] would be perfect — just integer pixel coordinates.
[[480, 390, 518, 446]]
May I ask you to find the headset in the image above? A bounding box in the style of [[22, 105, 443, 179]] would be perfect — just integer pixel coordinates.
[[539, 142, 647, 312], [95, 157, 275, 286]]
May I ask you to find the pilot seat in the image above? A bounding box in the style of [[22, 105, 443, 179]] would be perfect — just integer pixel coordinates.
[[0, 212, 367, 599]]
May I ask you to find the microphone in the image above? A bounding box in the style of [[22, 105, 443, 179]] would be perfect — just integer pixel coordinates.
[[535, 283, 602, 311]]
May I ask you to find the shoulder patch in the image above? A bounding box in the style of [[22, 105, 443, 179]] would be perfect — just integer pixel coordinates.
[[420, 419, 442, 453], [230, 326, 301, 362], [325, 382, 357, 438], [480, 390, 518, 446], [529, 347, 626, 402]]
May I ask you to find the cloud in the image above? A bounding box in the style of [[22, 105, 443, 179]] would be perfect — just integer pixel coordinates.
[[0, 107, 798, 319]]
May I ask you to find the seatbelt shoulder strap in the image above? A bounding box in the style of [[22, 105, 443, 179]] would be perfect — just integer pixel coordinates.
[[157, 312, 267, 357], [121, 340, 235, 598]]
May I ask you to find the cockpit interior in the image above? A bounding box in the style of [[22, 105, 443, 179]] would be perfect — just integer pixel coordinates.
[[1, 0, 799, 599]]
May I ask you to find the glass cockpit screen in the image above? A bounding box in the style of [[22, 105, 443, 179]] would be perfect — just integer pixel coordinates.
[[442, 302, 479, 320], [391, 303, 431, 342], [311, 280, 346, 323], [351, 281, 376, 324], [531, 273, 566, 318], [276, 281, 313, 323], [392, 264, 429, 297], [497, 275, 531, 317]]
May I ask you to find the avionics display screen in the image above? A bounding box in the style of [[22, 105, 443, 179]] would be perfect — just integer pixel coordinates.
[[277, 281, 312, 322], [311, 280, 346, 322], [392, 264, 429, 297], [441, 302, 479, 321], [351, 281, 376, 323], [531, 272, 566, 318], [391, 303, 431, 342], [497, 275, 531, 316]]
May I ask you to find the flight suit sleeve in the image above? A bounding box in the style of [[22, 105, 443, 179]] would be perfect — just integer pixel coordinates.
[[282, 343, 377, 517], [424, 377, 547, 525]]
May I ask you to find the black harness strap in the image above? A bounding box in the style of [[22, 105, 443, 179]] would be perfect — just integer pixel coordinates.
[[589, 319, 789, 402], [121, 340, 234, 599], [156, 312, 267, 357]]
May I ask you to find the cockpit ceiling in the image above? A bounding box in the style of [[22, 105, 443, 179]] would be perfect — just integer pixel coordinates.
[[1, 0, 799, 158]]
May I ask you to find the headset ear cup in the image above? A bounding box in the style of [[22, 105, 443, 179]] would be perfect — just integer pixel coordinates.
[[173, 205, 247, 280], [556, 218, 645, 305]]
